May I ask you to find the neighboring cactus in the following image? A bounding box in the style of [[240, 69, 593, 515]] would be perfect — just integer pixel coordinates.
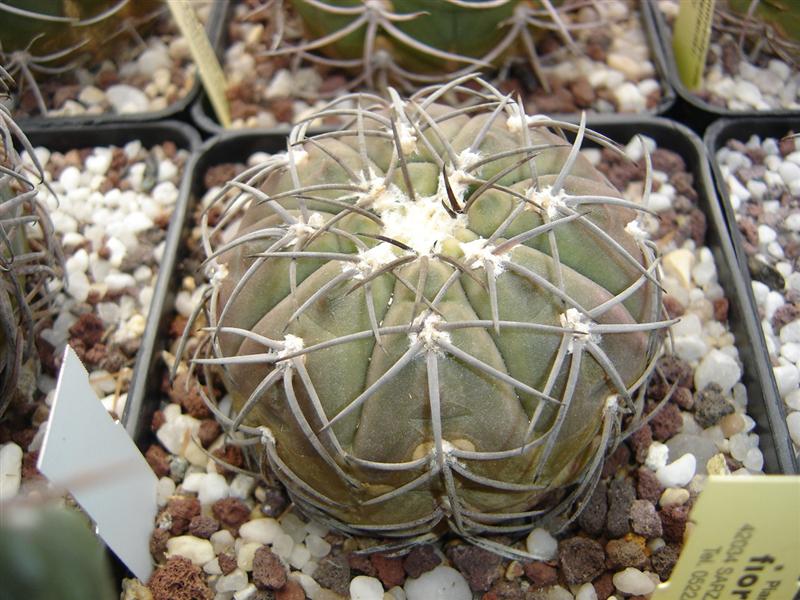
[[0, 0, 162, 115], [0, 79, 62, 418], [186, 77, 668, 551], [0, 504, 116, 600], [266, 0, 611, 93], [716, 0, 800, 63]]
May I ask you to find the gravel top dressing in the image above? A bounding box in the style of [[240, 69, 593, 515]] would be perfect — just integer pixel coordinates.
[[6, 3, 213, 121], [714, 131, 800, 457], [111, 132, 769, 600], [657, 0, 800, 112], [214, 0, 666, 132]]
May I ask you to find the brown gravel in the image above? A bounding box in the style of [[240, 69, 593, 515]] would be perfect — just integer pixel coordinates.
[[403, 544, 442, 578], [558, 537, 606, 585], [369, 554, 406, 588], [253, 546, 287, 590], [148, 557, 213, 600], [523, 561, 558, 588], [212, 497, 252, 533]]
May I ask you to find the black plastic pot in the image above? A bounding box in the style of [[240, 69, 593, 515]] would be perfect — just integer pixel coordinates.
[[190, 2, 675, 136], [705, 116, 800, 469], [12, 2, 227, 130], [125, 115, 797, 490], [645, 2, 800, 134]]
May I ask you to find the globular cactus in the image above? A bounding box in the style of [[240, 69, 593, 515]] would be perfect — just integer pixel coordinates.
[[267, 0, 609, 93], [186, 77, 669, 551], [0, 0, 161, 114], [716, 0, 800, 64], [0, 79, 62, 418]]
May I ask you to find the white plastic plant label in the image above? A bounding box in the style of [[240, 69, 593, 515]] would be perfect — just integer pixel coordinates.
[[38, 346, 158, 581]]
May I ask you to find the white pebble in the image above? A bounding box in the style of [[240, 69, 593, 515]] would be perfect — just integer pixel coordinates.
[[404, 566, 471, 600], [525, 527, 558, 560], [351, 576, 384, 600], [290, 543, 311, 569], [757, 224, 777, 245], [211, 529, 235, 554], [575, 583, 598, 600], [785, 389, 800, 411], [265, 69, 294, 98], [694, 349, 742, 394], [236, 541, 261, 571], [239, 518, 282, 545], [216, 568, 249, 593], [234, 584, 258, 600], [106, 84, 150, 114], [137, 43, 172, 77], [0, 442, 23, 500], [166, 536, 215, 565], [272, 532, 294, 560], [743, 447, 764, 472], [305, 534, 331, 558], [787, 412, 800, 446], [659, 487, 690, 507], [198, 472, 229, 505], [59, 166, 82, 191], [764, 291, 785, 322], [612, 568, 656, 595], [645, 441, 669, 471], [156, 476, 176, 507], [656, 453, 696, 488], [773, 364, 800, 398], [780, 320, 800, 344]]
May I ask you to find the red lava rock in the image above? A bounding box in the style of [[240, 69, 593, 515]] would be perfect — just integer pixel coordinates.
[[593, 571, 615, 599], [150, 528, 170, 563], [166, 496, 201, 536], [558, 536, 606, 585], [198, 419, 222, 447], [648, 402, 683, 442], [69, 313, 106, 347], [672, 386, 694, 410], [630, 499, 663, 539], [636, 467, 664, 504], [151, 409, 166, 432], [570, 77, 596, 108], [169, 374, 211, 419], [276, 580, 306, 600], [270, 98, 295, 123], [523, 561, 558, 588], [21, 451, 43, 480], [577, 481, 607, 537], [403, 544, 442, 578], [218, 553, 237, 575], [447, 544, 502, 592], [204, 163, 244, 189], [188, 515, 219, 539], [606, 477, 636, 538], [627, 424, 652, 464], [213, 444, 244, 471], [348, 553, 378, 577], [370, 553, 406, 588], [660, 503, 690, 543], [693, 384, 735, 428], [146, 444, 171, 478], [772, 303, 799, 331], [601, 443, 630, 478], [148, 556, 213, 600], [212, 497, 251, 533], [712, 297, 730, 322], [662, 295, 685, 319], [483, 579, 525, 600], [253, 546, 287, 590], [604, 537, 648, 570], [652, 149, 686, 175], [657, 355, 693, 389], [314, 554, 350, 596]]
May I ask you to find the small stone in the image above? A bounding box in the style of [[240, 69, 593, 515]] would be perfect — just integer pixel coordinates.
[[212, 497, 251, 533], [650, 544, 680, 580], [659, 487, 690, 507], [649, 403, 683, 441], [218, 553, 237, 575], [577, 480, 607, 536], [606, 477, 635, 538], [605, 538, 648, 570], [370, 554, 406, 588], [645, 441, 669, 471], [656, 454, 697, 488], [575, 582, 598, 600], [106, 84, 150, 114], [253, 546, 287, 590], [239, 518, 282, 545], [403, 566, 471, 600], [276, 579, 305, 600], [446, 544, 501, 592], [403, 545, 441, 579], [188, 515, 219, 539], [525, 528, 558, 561], [630, 499, 662, 538], [0, 442, 23, 500], [350, 576, 384, 600], [523, 561, 558, 588], [612, 567, 656, 595], [216, 568, 249, 593], [694, 350, 741, 394], [148, 557, 213, 600], [558, 537, 606, 585], [165, 535, 215, 566], [636, 467, 664, 504], [314, 554, 351, 596], [660, 504, 690, 543], [211, 529, 235, 555]]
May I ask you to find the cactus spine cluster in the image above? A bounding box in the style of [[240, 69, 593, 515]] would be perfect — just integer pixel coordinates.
[[0, 74, 61, 418], [186, 77, 669, 550], [268, 0, 608, 93]]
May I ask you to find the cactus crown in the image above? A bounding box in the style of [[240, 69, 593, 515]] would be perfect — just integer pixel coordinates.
[[184, 76, 670, 554], [0, 80, 62, 418], [264, 0, 609, 93]]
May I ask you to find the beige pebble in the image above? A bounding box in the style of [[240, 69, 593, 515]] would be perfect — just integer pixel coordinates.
[[659, 487, 690, 507], [706, 453, 732, 475], [720, 413, 745, 437]]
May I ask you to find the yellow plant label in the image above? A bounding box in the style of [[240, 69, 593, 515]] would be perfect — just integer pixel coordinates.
[[167, 0, 231, 128], [652, 476, 800, 600], [672, 0, 715, 90]]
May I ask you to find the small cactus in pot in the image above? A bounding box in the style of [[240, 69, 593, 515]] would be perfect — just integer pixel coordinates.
[[0, 76, 62, 418], [185, 77, 669, 551], [265, 0, 614, 93], [0, 0, 162, 115]]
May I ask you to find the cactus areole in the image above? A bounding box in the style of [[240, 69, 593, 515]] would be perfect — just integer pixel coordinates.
[[193, 78, 668, 548]]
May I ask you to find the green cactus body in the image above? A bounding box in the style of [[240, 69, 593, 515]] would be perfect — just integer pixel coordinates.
[[276, 0, 591, 90], [194, 79, 666, 541], [0, 506, 116, 600]]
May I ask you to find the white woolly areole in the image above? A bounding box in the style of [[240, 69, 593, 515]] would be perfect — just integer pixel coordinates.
[[506, 113, 550, 133], [457, 148, 482, 170], [396, 121, 418, 155], [529, 185, 570, 220], [604, 394, 619, 413], [347, 242, 398, 280], [279, 334, 305, 357], [288, 212, 325, 238], [286, 149, 309, 167], [409, 314, 451, 352], [559, 308, 600, 353], [259, 426, 276, 446], [358, 176, 406, 214], [205, 262, 229, 287], [624, 219, 649, 241], [459, 238, 505, 273], [379, 191, 466, 256]]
